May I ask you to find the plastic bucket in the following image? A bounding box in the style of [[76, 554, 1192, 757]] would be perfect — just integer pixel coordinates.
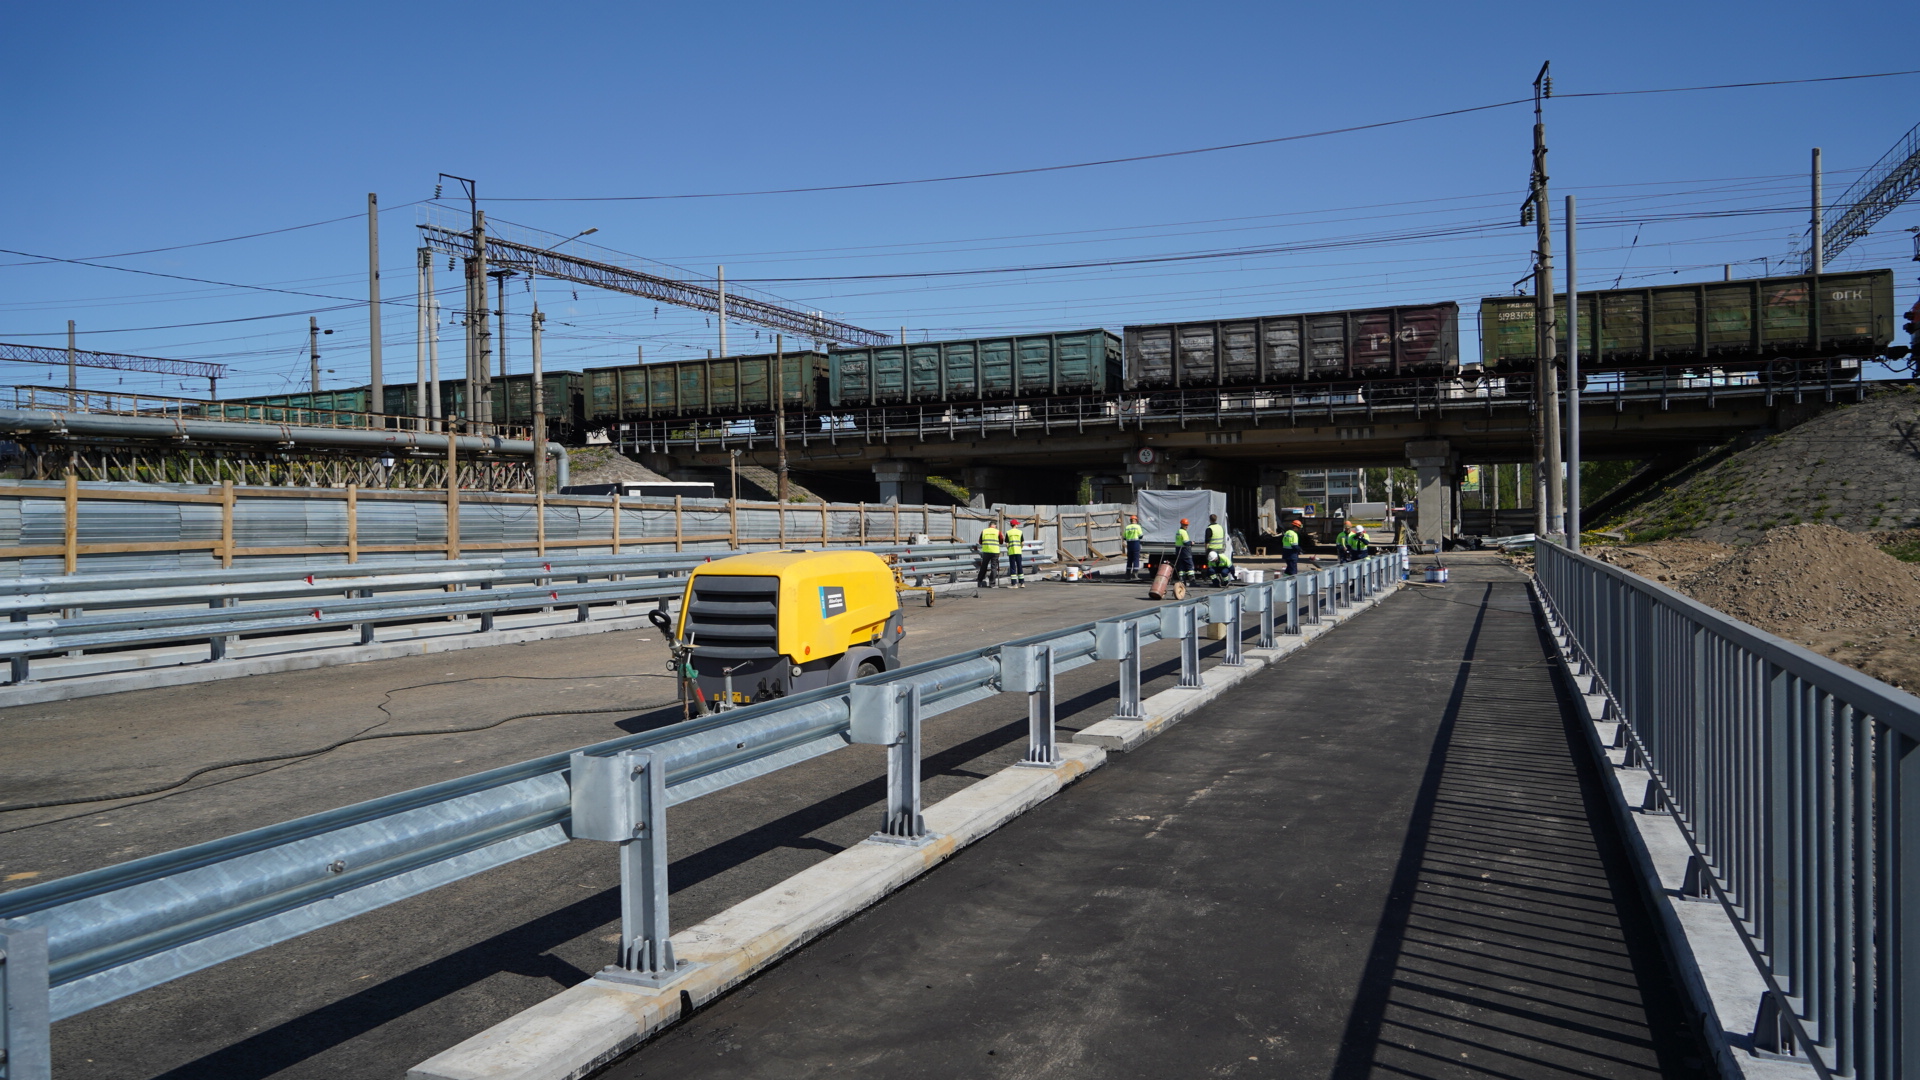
[[1424, 567, 1449, 583], [1241, 569, 1267, 583], [1063, 566, 1083, 582]]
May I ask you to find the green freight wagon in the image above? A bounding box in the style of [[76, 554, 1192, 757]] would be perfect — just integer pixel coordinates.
[[583, 351, 827, 422], [382, 372, 583, 433], [828, 330, 1120, 407], [1478, 269, 1897, 372], [207, 388, 376, 425], [1123, 303, 1459, 388]]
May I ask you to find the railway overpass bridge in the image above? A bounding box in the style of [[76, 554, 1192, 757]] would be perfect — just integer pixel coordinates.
[[617, 367, 1882, 543]]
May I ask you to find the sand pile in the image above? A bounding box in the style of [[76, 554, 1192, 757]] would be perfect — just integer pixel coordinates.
[[1660, 524, 1920, 689]]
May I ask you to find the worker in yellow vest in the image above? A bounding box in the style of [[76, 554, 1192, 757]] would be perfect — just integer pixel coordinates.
[[1122, 516, 1145, 580], [1005, 519, 1027, 588], [1280, 518, 1302, 577], [976, 523, 1002, 589], [1173, 518, 1195, 585], [1204, 515, 1229, 587]]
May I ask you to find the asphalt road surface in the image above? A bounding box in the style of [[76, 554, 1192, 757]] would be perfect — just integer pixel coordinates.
[[602, 560, 1714, 1080], [1, 573, 1242, 1079]]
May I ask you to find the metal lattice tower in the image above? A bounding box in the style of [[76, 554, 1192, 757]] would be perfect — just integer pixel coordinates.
[[418, 224, 888, 347], [1801, 120, 1920, 272], [0, 342, 229, 381]]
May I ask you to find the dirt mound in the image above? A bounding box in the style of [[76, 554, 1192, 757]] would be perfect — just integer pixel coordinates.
[[1605, 388, 1920, 544], [1680, 524, 1920, 689], [562, 446, 670, 489], [1588, 539, 1735, 583]]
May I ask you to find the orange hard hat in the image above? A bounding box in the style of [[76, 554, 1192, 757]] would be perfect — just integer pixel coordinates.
[[1180, 518, 1190, 525]]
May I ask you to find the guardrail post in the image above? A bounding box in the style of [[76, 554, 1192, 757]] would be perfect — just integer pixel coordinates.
[[357, 590, 376, 645], [1254, 583, 1276, 650], [1308, 573, 1322, 626], [478, 581, 494, 632], [577, 575, 590, 622], [0, 921, 53, 1080], [1210, 593, 1244, 667], [208, 597, 235, 660], [1014, 646, 1057, 768], [1284, 577, 1300, 636], [1179, 603, 1203, 688], [10, 612, 30, 684], [863, 684, 930, 845], [571, 748, 692, 988], [1096, 619, 1145, 722]]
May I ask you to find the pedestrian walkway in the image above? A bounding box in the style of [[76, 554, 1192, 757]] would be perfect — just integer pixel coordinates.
[[601, 560, 1715, 1079]]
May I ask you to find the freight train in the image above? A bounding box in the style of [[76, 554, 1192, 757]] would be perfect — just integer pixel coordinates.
[[211, 268, 1901, 436]]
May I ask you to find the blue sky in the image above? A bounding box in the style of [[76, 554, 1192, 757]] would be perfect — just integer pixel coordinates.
[[2, 0, 1916, 398]]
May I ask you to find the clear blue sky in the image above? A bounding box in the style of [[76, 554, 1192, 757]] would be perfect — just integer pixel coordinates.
[[2, 0, 1915, 398]]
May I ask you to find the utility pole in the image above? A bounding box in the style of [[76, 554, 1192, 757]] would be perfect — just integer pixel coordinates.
[[532, 303, 547, 498], [493, 270, 510, 379], [1566, 194, 1581, 552], [716, 265, 727, 358], [426, 255, 442, 430], [66, 320, 76, 406], [416, 247, 429, 431], [1811, 147, 1825, 274], [310, 316, 322, 394], [474, 210, 491, 426], [1529, 61, 1564, 538], [775, 334, 789, 503], [367, 193, 383, 419]]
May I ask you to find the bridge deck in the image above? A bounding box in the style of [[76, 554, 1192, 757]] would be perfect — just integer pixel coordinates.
[[604, 559, 1714, 1079]]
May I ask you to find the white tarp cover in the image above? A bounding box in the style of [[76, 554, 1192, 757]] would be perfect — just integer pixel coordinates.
[[1134, 489, 1227, 544]]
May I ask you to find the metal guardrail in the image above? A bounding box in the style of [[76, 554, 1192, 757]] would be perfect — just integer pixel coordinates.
[[0, 552, 1405, 1077], [0, 544, 974, 685], [1534, 542, 1920, 1080]]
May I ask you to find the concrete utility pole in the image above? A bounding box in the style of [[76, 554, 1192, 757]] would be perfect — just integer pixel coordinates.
[[368, 193, 383, 417], [309, 317, 322, 394], [532, 303, 547, 497], [66, 320, 76, 403], [716, 265, 727, 358], [426, 255, 442, 430], [474, 210, 492, 425], [775, 334, 789, 502], [1566, 194, 1581, 551], [1530, 61, 1565, 538], [494, 270, 510, 379], [1811, 147, 1825, 274], [416, 248, 429, 430]]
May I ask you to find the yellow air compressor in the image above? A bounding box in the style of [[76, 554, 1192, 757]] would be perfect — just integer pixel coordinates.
[[649, 550, 905, 711]]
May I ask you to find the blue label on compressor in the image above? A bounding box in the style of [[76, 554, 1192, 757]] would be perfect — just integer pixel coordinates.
[[819, 586, 846, 617]]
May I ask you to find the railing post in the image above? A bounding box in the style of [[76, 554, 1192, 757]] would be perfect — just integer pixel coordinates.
[[357, 589, 376, 645], [1309, 572, 1322, 626], [0, 920, 54, 1080], [1900, 733, 1920, 1080], [10, 611, 31, 685], [1179, 603, 1203, 688], [207, 596, 238, 660], [1101, 619, 1145, 722], [478, 580, 494, 632], [571, 748, 689, 987], [1015, 646, 1058, 768], [869, 684, 930, 845], [1211, 592, 1245, 667], [577, 574, 590, 622], [1256, 581, 1276, 650]]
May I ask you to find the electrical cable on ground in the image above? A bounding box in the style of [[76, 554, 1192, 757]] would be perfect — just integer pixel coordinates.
[[0, 673, 676, 815]]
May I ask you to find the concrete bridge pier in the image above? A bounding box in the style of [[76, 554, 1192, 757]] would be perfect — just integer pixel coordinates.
[[1405, 438, 1456, 549], [872, 459, 925, 505]]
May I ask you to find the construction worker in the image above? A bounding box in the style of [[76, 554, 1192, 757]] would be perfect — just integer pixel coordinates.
[[1210, 544, 1235, 587], [1006, 518, 1026, 589], [1347, 523, 1370, 562], [1122, 515, 1145, 580], [976, 522, 1002, 589], [1280, 518, 1303, 577], [1198, 515, 1228, 584], [1173, 518, 1195, 585]]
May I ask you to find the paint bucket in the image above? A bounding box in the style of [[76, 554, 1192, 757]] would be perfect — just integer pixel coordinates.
[[1241, 569, 1267, 583], [1424, 567, 1449, 584], [1063, 566, 1083, 582]]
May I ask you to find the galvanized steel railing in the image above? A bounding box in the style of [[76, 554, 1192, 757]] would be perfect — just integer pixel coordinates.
[[1534, 542, 1920, 1080], [0, 544, 973, 686], [0, 553, 1404, 1077]]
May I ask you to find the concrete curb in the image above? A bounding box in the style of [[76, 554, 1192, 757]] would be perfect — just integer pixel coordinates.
[[409, 580, 1402, 1080], [1533, 584, 1817, 1080], [408, 744, 1107, 1080]]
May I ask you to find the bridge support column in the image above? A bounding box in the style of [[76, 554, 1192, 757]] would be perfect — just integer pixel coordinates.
[[873, 459, 925, 505], [962, 466, 1008, 508], [1405, 439, 1456, 550], [1257, 467, 1288, 537]]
